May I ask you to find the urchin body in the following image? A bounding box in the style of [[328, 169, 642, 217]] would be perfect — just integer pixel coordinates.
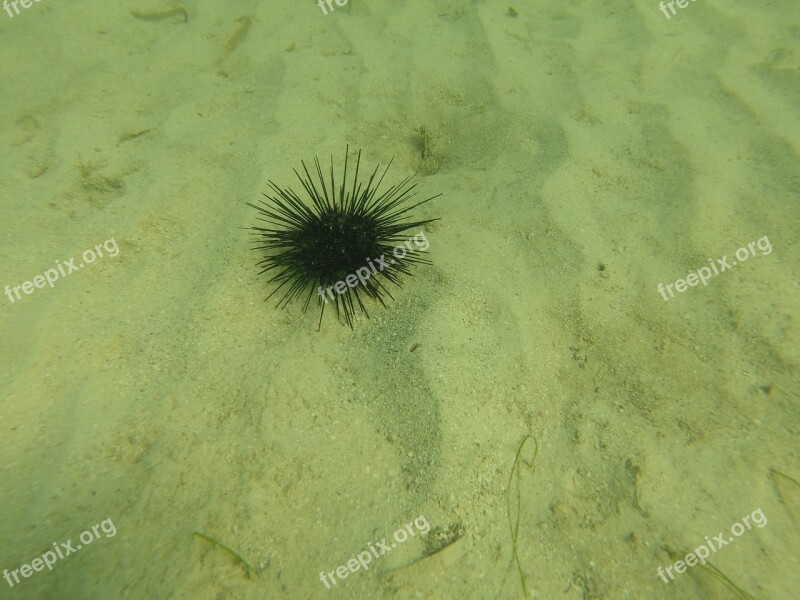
[[248, 148, 439, 328]]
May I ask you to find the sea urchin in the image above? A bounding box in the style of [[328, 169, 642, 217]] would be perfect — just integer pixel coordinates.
[[248, 148, 440, 329]]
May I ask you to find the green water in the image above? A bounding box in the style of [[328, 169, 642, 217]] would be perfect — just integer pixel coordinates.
[[1, 1, 798, 598]]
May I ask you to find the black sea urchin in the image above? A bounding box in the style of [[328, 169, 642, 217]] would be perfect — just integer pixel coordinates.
[[248, 148, 440, 329]]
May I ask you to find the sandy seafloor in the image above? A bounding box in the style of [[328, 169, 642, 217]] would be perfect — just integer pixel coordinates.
[[0, 0, 798, 598]]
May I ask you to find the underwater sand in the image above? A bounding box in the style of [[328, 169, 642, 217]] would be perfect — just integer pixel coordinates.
[[0, 0, 798, 598]]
